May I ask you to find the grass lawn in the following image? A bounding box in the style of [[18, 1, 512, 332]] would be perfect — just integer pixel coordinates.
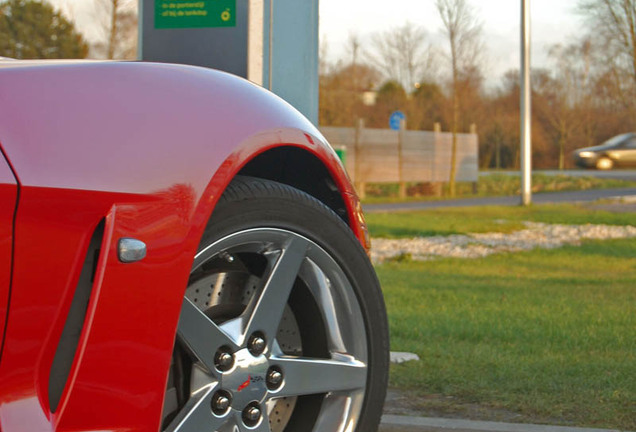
[[379, 240, 636, 429], [366, 203, 636, 238], [372, 205, 636, 429]]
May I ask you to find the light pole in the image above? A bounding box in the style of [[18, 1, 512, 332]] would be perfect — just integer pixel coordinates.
[[521, 0, 532, 205]]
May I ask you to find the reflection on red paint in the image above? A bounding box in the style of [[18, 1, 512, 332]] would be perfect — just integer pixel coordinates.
[[304, 133, 315, 145]]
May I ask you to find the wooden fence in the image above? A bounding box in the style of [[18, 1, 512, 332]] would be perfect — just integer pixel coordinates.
[[320, 122, 479, 197]]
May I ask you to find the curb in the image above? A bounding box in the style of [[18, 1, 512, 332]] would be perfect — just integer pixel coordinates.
[[380, 415, 629, 432]]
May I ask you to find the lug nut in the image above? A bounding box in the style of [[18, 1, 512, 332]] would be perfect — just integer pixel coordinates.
[[242, 404, 261, 426], [266, 367, 283, 390], [247, 334, 266, 356], [214, 349, 234, 371], [211, 391, 232, 415]]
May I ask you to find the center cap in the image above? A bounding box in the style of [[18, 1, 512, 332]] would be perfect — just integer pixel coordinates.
[[222, 348, 269, 407]]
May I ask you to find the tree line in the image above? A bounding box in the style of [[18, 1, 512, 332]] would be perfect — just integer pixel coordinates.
[[0, 0, 136, 60], [320, 0, 636, 176]]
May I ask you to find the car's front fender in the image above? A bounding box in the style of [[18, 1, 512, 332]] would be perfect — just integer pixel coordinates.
[[0, 61, 359, 432]]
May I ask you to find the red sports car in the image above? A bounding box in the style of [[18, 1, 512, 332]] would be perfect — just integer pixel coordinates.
[[0, 60, 389, 432]]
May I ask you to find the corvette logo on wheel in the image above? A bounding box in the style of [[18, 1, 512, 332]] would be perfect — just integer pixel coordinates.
[[237, 376, 251, 392]]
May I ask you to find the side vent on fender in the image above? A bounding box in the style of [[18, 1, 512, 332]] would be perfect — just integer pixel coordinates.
[[48, 220, 105, 412]]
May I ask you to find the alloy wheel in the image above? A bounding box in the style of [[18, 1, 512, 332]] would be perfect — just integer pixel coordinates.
[[163, 228, 368, 432]]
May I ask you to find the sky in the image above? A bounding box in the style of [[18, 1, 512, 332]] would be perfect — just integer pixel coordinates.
[[48, 0, 582, 84], [320, 0, 582, 83]]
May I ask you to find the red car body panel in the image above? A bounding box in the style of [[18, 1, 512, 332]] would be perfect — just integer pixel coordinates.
[[0, 154, 17, 349], [0, 61, 366, 432]]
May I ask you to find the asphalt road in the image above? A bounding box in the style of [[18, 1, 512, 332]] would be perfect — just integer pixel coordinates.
[[363, 187, 636, 213]]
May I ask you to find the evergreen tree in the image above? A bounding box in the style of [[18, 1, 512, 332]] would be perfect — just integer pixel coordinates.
[[0, 0, 88, 59]]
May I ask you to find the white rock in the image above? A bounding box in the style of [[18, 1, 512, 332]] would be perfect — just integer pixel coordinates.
[[371, 222, 636, 264], [390, 352, 421, 364]]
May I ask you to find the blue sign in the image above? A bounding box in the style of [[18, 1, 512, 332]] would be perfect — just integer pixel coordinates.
[[389, 111, 406, 130]]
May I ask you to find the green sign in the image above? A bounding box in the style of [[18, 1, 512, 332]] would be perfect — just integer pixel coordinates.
[[155, 0, 236, 29]]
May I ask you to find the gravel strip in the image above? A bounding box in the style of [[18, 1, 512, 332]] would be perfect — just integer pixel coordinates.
[[370, 222, 636, 263]]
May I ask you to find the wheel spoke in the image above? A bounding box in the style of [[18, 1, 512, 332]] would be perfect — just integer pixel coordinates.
[[243, 236, 308, 346], [164, 384, 227, 432], [311, 394, 354, 432], [299, 260, 347, 353], [177, 297, 239, 372], [269, 355, 367, 398]]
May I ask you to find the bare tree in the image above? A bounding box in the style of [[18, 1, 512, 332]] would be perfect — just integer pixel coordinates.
[[346, 33, 362, 66], [319, 35, 332, 77], [346, 33, 364, 93], [92, 0, 137, 59], [436, 0, 482, 196], [579, 0, 636, 84], [368, 22, 436, 91], [534, 41, 596, 169], [578, 0, 636, 118], [319, 34, 381, 127]]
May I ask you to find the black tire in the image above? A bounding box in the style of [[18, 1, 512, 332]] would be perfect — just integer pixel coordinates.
[[163, 176, 389, 432]]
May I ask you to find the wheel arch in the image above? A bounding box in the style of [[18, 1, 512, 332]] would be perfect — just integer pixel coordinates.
[[196, 131, 371, 253], [237, 146, 350, 225]]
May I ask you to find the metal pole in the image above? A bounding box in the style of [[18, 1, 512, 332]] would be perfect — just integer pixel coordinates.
[[398, 119, 406, 199], [268, 0, 274, 91], [137, 0, 143, 60], [520, 0, 532, 205]]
